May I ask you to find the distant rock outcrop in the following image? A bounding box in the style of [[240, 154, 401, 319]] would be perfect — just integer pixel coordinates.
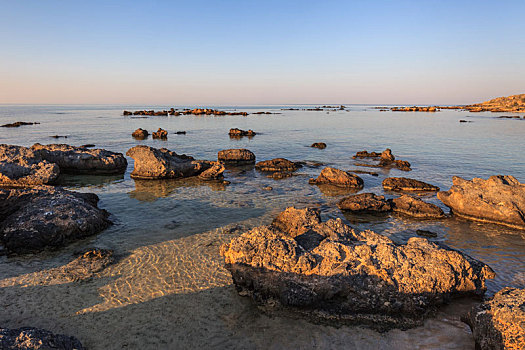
[[221, 207, 495, 331], [464, 94, 525, 113]]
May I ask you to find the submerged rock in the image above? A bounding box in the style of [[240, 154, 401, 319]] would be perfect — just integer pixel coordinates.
[[255, 158, 301, 173], [382, 177, 440, 191], [438, 175, 525, 230], [463, 287, 525, 350], [0, 144, 60, 187], [391, 195, 445, 219], [0, 186, 111, 253], [217, 149, 256, 165], [132, 128, 149, 139], [229, 128, 256, 137], [0, 327, 85, 350], [31, 143, 127, 175], [310, 142, 327, 149], [126, 145, 223, 180], [221, 207, 495, 331], [309, 167, 364, 188], [353, 150, 381, 159], [338, 193, 392, 212], [0, 121, 40, 128], [152, 128, 168, 139]]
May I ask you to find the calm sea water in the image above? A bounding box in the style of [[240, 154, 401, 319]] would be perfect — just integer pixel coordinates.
[[0, 104, 524, 348]]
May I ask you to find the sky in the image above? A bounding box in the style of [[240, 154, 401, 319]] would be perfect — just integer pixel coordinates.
[[0, 0, 524, 105]]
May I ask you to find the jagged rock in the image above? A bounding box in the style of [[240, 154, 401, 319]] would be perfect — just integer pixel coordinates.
[[198, 162, 225, 180], [31, 143, 127, 175], [380, 149, 395, 162], [383, 177, 440, 191], [338, 193, 392, 212], [221, 207, 495, 331], [438, 175, 525, 230], [353, 149, 411, 171], [310, 142, 326, 149], [309, 167, 364, 188], [0, 186, 111, 253], [217, 149, 256, 165], [391, 195, 445, 218], [132, 128, 149, 139], [0, 144, 59, 187], [229, 128, 256, 137], [0, 327, 84, 349], [255, 158, 301, 172], [463, 287, 525, 350], [1, 121, 40, 128], [152, 128, 168, 139], [126, 145, 223, 180]]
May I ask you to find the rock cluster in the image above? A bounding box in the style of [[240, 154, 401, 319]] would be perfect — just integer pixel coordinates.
[[217, 149, 256, 165], [391, 106, 438, 112], [0, 186, 111, 253], [132, 128, 149, 139], [382, 177, 440, 191], [229, 128, 256, 137], [31, 143, 127, 175], [221, 207, 495, 331], [438, 175, 525, 230], [126, 145, 224, 180], [463, 287, 525, 350], [353, 149, 411, 171], [183, 108, 248, 116], [309, 167, 363, 188], [0, 327, 84, 350]]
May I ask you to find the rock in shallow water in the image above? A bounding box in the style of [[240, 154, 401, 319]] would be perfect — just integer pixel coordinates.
[[391, 195, 445, 218], [309, 167, 364, 188], [438, 175, 525, 230], [338, 193, 392, 212], [126, 145, 224, 180], [217, 149, 256, 165], [382, 177, 440, 191], [0, 186, 111, 253], [0, 327, 84, 350], [255, 158, 301, 172], [31, 143, 127, 175], [463, 287, 525, 350], [0, 144, 60, 187], [221, 207, 495, 331]]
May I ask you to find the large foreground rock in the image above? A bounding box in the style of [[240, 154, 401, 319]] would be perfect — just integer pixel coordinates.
[[0, 326, 84, 349], [383, 177, 439, 191], [0, 186, 111, 253], [463, 287, 525, 350], [0, 145, 59, 187], [218, 149, 256, 165], [31, 143, 127, 175], [126, 145, 224, 180], [309, 167, 364, 188], [221, 207, 494, 331], [438, 175, 525, 229], [391, 195, 445, 218]]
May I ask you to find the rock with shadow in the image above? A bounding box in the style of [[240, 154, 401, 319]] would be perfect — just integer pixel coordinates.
[[382, 177, 439, 192], [218, 149, 256, 165], [221, 207, 495, 331], [0, 327, 84, 350], [309, 167, 364, 189]]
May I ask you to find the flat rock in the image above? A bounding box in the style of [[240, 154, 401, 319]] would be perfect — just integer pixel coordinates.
[[220, 207, 495, 331], [126, 145, 223, 180], [338, 193, 392, 212], [309, 167, 364, 188], [0, 327, 84, 350], [31, 143, 127, 175], [0, 144, 59, 187], [463, 287, 525, 350], [0, 121, 39, 128], [391, 195, 445, 218], [383, 177, 440, 191], [217, 149, 256, 164], [0, 186, 111, 253], [438, 175, 525, 230], [255, 158, 301, 172]]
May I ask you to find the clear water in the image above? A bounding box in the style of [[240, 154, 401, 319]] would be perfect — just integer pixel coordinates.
[[0, 105, 524, 349]]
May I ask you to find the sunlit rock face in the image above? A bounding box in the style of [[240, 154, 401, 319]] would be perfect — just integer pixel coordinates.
[[221, 207, 495, 331], [0, 144, 59, 187]]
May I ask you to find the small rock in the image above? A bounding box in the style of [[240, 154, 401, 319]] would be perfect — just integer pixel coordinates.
[[132, 128, 149, 139], [152, 128, 168, 139], [310, 142, 327, 149], [338, 193, 392, 212], [255, 158, 301, 172]]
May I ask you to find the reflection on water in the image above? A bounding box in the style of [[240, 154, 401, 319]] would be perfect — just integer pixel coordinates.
[[0, 104, 524, 348]]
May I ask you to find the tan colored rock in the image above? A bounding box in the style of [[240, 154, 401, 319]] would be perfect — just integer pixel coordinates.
[[438, 175, 525, 230], [338, 193, 392, 212], [391, 195, 445, 218], [255, 158, 300, 172], [383, 177, 440, 191], [152, 128, 168, 139], [217, 149, 256, 164], [0, 144, 59, 187], [310, 142, 326, 149], [132, 128, 149, 139], [309, 167, 364, 188]]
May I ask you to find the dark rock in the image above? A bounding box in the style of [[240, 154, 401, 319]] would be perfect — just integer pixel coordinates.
[[218, 149, 256, 165], [416, 230, 438, 238], [174, 131, 186, 134], [221, 207, 495, 331], [382, 177, 440, 191], [79, 144, 95, 148], [0, 327, 84, 349], [50, 135, 68, 139], [0, 144, 60, 187], [1, 121, 40, 128], [152, 128, 168, 139], [338, 193, 392, 212], [267, 172, 294, 180], [0, 186, 111, 253], [31, 143, 127, 175], [126, 145, 223, 180], [132, 128, 149, 139], [310, 142, 327, 149], [438, 175, 525, 230], [391, 195, 445, 218], [463, 287, 525, 350], [459, 120, 472, 123], [255, 158, 300, 172], [309, 167, 363, 188], [353, 150, 381, 159], [123, 110, 133, 116], [229, 128, 256, 137]]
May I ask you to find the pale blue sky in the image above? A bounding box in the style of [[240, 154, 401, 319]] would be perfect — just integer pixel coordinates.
[[1, 0, 523, 105]]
